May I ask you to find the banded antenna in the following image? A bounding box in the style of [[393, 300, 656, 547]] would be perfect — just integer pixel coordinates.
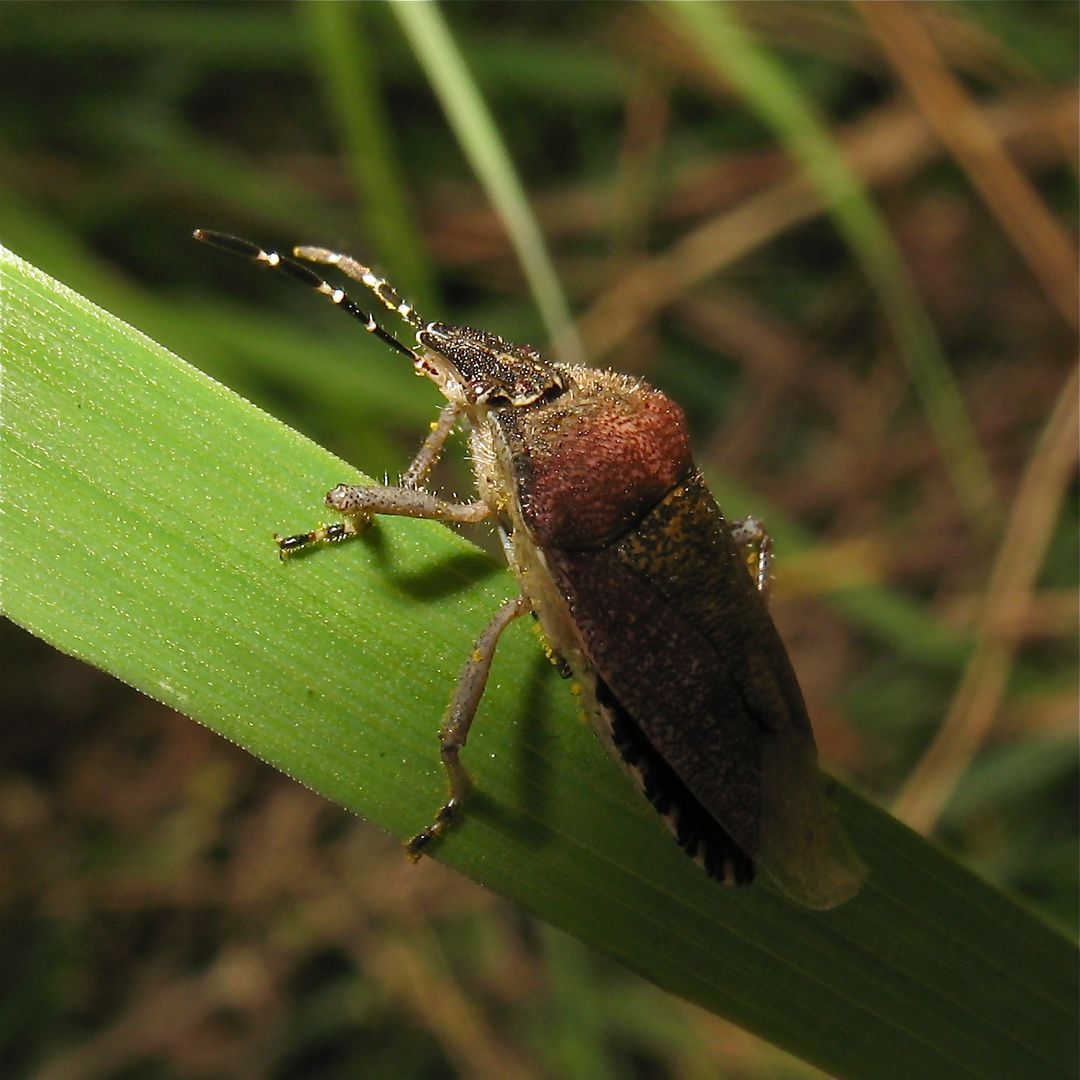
[[192, 230, 421, 362]]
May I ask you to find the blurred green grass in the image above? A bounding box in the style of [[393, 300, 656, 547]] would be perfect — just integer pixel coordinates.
[[0, 2, 1076, 1079]]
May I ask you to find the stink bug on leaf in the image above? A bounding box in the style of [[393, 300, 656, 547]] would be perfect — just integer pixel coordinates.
[[194, 229, 867, 910]]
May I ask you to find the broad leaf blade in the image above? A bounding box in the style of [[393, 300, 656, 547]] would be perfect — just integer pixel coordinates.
[[2, 247, 1075, 1080]]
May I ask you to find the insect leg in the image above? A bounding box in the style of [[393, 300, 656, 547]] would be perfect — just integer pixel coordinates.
[[277, 402, 471, 556], [406, 594, 530, 859], [276, 484, 489, 557], [730, 516, 773, 600], [276, 518, 367, 556], [402, 401, 464, 488], [327, 483, 490, 522]]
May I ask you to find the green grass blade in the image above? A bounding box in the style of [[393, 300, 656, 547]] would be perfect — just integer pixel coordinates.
[[298, 2, 438, 310], [2, 248, 1075, 1080], [389, 0, 585, 365], [658, 2, 1002, 538]]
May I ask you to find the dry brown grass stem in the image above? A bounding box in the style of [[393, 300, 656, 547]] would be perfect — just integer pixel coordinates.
[[575, 88, 1075, 363], [892, 360, 1080, 833], [855, 0, 1079, 330]]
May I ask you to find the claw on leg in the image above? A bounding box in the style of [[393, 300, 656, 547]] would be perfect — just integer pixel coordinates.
[[275, 517, 369, 558]]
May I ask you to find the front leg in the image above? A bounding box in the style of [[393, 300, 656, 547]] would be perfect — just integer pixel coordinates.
[[276, 400, 480, 556], [276, 485, 490, 556]]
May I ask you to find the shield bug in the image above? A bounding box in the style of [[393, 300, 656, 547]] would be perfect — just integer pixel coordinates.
[[194, 229, 867, 910]]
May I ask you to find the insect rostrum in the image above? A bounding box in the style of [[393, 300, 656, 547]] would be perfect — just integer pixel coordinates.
[[195, 229, 867, 910]]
